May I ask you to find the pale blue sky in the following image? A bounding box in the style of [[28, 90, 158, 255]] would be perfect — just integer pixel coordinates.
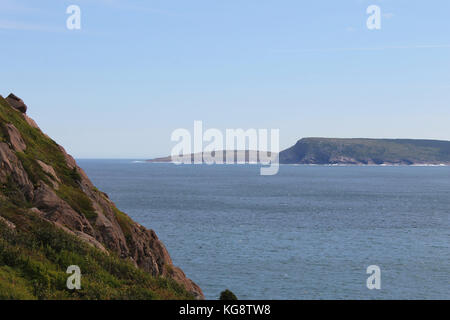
[[1, 0, 449, 158]]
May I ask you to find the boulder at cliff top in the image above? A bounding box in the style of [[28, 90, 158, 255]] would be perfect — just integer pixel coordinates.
[[6, 93, 27, 113]]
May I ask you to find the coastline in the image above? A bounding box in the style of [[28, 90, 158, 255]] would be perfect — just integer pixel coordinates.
[[143, 161, 450, 167]]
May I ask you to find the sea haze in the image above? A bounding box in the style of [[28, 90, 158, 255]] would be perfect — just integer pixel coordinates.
[[78, 160, 450, 299]]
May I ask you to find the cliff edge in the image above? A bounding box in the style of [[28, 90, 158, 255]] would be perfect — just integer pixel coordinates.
[[0, 94, 203, 299]]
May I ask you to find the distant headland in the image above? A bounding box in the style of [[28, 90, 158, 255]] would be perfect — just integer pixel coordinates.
[[148, 138, 450, 166]]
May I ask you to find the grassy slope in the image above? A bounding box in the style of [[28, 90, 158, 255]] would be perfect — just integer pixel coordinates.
[[0, 210, 191, 300], [0, 96, 193, 300]]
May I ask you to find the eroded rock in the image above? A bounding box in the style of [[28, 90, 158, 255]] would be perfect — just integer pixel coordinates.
[[5, 124, 26, 152], [0, 216, 16, 230], [36, 160, 61, 188], [6, 93, 27, 113], [0, 142, 34, 200], [33, 183, 95, 237], [22, 114, 40, 130]]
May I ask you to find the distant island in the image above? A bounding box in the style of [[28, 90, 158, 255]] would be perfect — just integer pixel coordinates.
[[148, 138, 450, 165], [148, 150, 271, 164], [280, 138, 450, 165]]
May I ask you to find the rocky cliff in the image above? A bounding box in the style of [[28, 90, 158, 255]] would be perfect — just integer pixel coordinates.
[[0, 94, 203, 299], [280, 137, 450, 165]]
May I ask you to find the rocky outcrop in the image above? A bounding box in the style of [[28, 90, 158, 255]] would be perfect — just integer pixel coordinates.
[[0, 216, 16, 230], [125, 224, 203, 298], [5, 93, 27, 113], [33, 183, 96, 236], [5, 124, 26, 152], [0, 94, 203, 299], [36, 160, 61, 188], [0, 142, 34, 200]]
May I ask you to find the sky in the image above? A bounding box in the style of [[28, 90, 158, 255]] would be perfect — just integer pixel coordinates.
[[1, 0, 449, 158]]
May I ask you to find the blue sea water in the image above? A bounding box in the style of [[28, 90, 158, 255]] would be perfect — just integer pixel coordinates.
[[78, 160, 450, 300]]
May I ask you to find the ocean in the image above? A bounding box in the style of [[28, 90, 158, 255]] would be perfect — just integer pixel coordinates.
[[78, 160, 450, 299]]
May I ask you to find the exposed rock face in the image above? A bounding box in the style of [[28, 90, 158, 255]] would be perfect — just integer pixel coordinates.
[[0, 216, 15, 230], [33, 183, 96, 236], [5, 124, 26, 152], [36, 159, 61, 188], [0, 142, 34, 200], [6, 93, 27, 113], [0, 95, 203, 299]]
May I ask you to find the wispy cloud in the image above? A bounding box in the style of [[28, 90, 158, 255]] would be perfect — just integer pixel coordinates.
[[0, 0, 55, 32], [0, 0, 40, 14], [78, 0, 183, 17], [273, 44, 450, 54], [0, 20, 61, 32]]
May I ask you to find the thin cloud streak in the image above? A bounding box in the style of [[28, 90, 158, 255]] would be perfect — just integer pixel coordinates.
[[273, 44, 450, 54], [0, 0, 41, 14], [0, 20, 62, 32], [78, 0, 183, 17]]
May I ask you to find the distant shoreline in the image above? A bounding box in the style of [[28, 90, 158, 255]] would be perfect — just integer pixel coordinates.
[[147, 138, 450, 166], [143, 161, 450, 167]]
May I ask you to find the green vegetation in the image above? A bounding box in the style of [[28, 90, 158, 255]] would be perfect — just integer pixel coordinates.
[[0, 96, 87, 193], [114, 207, 133, 242], [56, 185, 98, 220], [1, 176, 31, 208], [0, 121, 8, 143], [15, 152, 51, 186], [219, 289, 238, 300], [0, 96, 98, 222], [280, 137, 450, 164], [0, 205, 193, 300]]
